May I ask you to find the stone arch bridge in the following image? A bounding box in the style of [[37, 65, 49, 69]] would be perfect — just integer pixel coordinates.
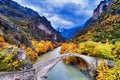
[[0, 53, 112, 80]]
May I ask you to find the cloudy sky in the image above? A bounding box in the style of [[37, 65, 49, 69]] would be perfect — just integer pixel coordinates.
[[13, 0, 101, 29]]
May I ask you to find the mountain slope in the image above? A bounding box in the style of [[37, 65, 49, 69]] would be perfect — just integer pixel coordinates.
[[0, 0, 65, 71], [73, 0, 120, 43], [75, 0, 112, 38], [0, 0, 65, 47]]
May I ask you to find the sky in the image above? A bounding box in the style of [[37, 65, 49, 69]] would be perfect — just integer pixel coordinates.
[[13, 0, 101, 29]]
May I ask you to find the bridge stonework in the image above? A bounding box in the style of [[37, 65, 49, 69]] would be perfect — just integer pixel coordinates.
[[0, 53, 111, 80]]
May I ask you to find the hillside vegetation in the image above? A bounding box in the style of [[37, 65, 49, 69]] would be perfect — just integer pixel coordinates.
[[0, 31, 57, 71], [0, 0, 64, 72], [60, 0, 120, 79]]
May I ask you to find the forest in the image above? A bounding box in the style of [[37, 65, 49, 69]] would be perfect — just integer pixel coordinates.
[[0, 0, 120, 80]]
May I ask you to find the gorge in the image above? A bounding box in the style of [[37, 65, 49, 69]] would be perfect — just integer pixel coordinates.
[[0, 0, 120, 80]]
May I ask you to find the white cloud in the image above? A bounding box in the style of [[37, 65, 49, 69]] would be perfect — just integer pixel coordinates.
[[12, 0, 102, 29], [48, 15, 74, 29], [94, 0, 101, 5], [13, 0, 52, 17], [24, 5, 50, 17], [45, 0, 89, 8], [13, 0, 25, 5], [71, 0, 89, 7], [75, 0, 101, 17], [75, 8, 93, 17], [84, 10, 93, 16]]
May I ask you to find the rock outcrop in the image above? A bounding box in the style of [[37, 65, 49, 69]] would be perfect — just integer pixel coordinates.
[[86, 0, 111, 27], [93, 0, 109, 19]]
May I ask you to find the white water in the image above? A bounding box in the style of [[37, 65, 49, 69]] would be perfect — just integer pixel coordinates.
[[36, 47, 90, 80]]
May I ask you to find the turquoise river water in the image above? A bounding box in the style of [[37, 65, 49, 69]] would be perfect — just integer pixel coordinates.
[[36, 47, 90, 80]]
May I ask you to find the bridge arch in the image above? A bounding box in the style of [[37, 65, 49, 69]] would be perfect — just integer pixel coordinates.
[[60, 53, 91, 70], [34, 53, 97, 80], [34, 53, 94, 70]]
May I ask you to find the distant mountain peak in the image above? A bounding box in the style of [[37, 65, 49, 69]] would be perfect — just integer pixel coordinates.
[[93, 0, 109, 19]]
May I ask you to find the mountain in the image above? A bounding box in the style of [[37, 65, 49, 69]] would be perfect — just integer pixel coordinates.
[[85, 0, 112, 27], [74, 0, 112, 39], [0, 0, 65, 47], [60, 0, 112, 41], [75, 0, 111, 37], [73, 0, 120, 43], [57, 25, 84, 40]]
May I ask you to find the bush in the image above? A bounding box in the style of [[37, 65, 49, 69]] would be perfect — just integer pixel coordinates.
[[112, 42, 120, 59], [77, 41, 98, 56], [60, 42, 77, 54], [96, 60, 120, 80], [94, 44, 113, 59]]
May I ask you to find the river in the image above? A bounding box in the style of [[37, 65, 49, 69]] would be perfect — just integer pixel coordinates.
[[36, 47, 90, 80]]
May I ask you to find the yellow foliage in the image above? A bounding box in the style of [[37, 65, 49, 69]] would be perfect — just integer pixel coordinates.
[[0, 37, 4, 43], [13, 60, 19, 68], [60, 41, 118, 72], [2, 53, 13, 63], [96, 60, 120, 80], [77, 41, 98, 56], [93, 44, 113, 59], [0, 37, 10, 48], [60, 41, 114, 59], [60, 42, 77, 54], [32, 40, 54, 54], [25, 47, 38, 63], [22, 39, 55, 63], [60, 42, 90, 70], [0, 37, 56, 70], [64, 57, 71, 64]]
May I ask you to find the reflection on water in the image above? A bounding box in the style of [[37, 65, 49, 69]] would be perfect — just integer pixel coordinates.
[[36, 47, 89, 80]]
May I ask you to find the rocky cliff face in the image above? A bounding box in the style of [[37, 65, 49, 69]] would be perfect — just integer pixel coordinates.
[[86, 0, 111, 26], [93, 0, 109, 19], [0, 0, 65, 47]]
